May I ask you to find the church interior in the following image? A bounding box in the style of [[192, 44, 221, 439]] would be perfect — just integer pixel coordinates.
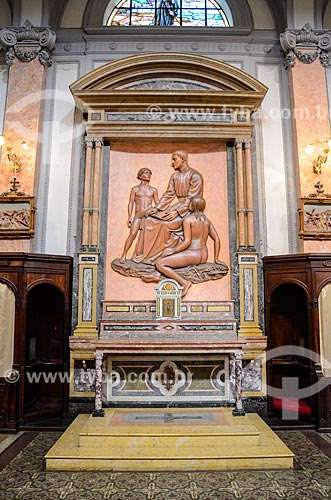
[[0, 0, 331, 497]]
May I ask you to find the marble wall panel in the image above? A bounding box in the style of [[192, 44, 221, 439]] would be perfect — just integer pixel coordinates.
[[106, 356, 230, 403], [0, 58, 44, 195]]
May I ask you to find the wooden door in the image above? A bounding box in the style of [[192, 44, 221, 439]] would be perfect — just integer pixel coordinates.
[[24, 284, 68, 422]]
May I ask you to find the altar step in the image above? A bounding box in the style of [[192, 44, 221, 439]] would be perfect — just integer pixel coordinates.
[[45, 408, 294, 471]]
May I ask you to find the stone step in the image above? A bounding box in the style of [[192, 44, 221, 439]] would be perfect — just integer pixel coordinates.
[[45, 409, 295, 471], [79, 427, 260, 448]]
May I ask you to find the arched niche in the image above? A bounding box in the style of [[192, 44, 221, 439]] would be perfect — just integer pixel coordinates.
[[318, 282, 331, 377], [0, 281, 15, 377]]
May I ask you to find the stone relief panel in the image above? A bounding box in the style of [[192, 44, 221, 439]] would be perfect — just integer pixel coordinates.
[[105, 143, 231, 302]]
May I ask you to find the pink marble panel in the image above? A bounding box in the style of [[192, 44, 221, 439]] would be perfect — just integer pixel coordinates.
[[0, 240, 31, 252], [105, 143, 231, 302], [289, 61, 331, 197], [0, 58, 45, 195], [304, 240, 331, 253]]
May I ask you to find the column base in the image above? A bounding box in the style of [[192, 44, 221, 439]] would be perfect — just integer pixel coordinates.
[[92, 409, 105, 417], [232, 408, 246, 417], [73, 325, 98, 337], [238, 325, 264, 337]]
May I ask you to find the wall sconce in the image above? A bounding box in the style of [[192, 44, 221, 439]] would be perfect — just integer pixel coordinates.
[[305, 137, 331, 175]]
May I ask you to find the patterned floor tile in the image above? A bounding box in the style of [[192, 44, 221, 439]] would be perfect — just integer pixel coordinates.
[[0, 430, 330, 499]]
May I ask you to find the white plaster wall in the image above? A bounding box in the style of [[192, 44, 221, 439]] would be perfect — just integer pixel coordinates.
[[60, 0, 89, 27], [257, 64, 289, 255], [323, 0, 331, 29], [45, 63, 78, 255], [246, 0, 274, 29], [293, 0, 314, 28], [21, 0, 42, 26], [0, 0, 11, 26]]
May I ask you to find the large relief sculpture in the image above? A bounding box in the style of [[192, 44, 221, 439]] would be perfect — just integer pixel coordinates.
[[111, 150, 228, 296]]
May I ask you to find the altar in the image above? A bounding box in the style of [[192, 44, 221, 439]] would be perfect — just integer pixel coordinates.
[[67, 53, 270, 428]]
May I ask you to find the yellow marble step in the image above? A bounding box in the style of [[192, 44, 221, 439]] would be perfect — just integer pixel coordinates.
[[46, 456, 294, 471], [45, 409, 295, 471], [79, 432, 260, 448]]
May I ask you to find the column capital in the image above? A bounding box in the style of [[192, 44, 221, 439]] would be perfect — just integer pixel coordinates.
[[94, 138, 104, 148], [243, 139, 252, 149], [85, 137, 95, 148], [234, 351, 244, 360], [280, 23, 331, 69], [234, 139, 244, 149], [95, 351, 104, 363], [0, 20, 56, 67]]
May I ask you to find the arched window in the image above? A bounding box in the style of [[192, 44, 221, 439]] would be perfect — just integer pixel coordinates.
[[107, 0, 232, 27]]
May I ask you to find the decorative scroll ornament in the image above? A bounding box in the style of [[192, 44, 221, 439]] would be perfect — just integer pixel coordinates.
[[280, 23, 331, 68], [0, 20, 56, 67]]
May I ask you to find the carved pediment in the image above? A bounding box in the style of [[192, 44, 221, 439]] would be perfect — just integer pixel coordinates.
[[71, 52, 267, 98]]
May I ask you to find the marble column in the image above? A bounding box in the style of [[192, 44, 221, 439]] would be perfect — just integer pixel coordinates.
[[92, 351, 105, 417], [82, 137, 94, 247], [91, 138, 104, 245], [243, 140, 255, 249], [74, 136, 104, 337], [235, 139, 246, 248], [232, 352, 246, 416]]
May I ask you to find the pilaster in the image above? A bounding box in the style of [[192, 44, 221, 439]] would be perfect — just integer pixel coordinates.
[[0, 20, 56, 252], [74, 135, 104, 337], [73, 253, 99, 337], [280, 24, 331, 252], [237, 253, 263, 337]]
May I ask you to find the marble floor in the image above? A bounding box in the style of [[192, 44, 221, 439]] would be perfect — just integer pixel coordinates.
[[0, 429, 330, 499]]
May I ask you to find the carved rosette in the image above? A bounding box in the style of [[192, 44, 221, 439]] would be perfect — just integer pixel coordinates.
[[0, 20, 56, 67], [280, 23, 331, 68]]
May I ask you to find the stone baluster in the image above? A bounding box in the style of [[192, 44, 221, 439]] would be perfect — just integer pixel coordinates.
[[233, 352, 246, 416], [93, 351, 105, 417]]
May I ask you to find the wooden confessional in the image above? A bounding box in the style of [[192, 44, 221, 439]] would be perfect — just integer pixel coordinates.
[[0, 254, 72, 431], [264, 254, 331, 431]]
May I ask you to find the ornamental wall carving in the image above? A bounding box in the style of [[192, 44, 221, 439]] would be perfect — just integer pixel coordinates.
[[280, 23, 331, 68], [0, 20, 56, 67]]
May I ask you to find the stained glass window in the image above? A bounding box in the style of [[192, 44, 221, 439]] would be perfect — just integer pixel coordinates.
[[107, 0, 232, 27]]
